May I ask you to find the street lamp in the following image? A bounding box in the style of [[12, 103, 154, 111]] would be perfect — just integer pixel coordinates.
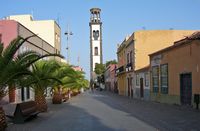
[[64, 26, 73, 64]]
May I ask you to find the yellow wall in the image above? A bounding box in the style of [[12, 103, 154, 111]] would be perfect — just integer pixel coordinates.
[[134, 30, 196, 70], [159, 40, 200, 95], [117, 39, 127, 95], [117, 73, 126, 95], [150, 39, 200, 105]]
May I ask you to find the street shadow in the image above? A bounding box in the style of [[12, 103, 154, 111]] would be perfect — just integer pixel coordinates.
[[92, 91, 200, 131], [6, 99, 116, 131]]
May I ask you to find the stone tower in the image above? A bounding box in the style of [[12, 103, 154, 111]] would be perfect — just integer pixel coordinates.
[[89, 8, 103, 81]]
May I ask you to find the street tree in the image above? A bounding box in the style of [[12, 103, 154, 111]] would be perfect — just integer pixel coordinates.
[[94, 63, 105, 75], [0, 36, 62, 130], [105, 59, 117, 67]]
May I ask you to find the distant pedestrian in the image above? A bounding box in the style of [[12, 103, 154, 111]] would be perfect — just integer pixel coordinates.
[[91, 84, 94, 92]]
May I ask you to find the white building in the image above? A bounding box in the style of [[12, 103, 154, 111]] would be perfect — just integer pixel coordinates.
[[89, 8, 103, 81], [134, 66, 150, 101]]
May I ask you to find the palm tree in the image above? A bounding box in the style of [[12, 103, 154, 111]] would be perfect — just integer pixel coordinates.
[[51, 63, 75, 104], [62, 70, 89, 97], [0, 36, 37, 130], [21, 60, 62, 112], [0, 36, 63, 130]]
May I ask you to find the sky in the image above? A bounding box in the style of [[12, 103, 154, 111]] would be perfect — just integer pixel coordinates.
[[1, 0, 200, 79]]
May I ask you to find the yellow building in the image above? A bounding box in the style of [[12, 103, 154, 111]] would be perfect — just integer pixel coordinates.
[[6, 15, 61, 60], [116, 36, 129, 95], [117, 30, 196, 97], [134, 30, 196, 70], [149, 32, 200, 106], [132, 30, 196, 98]]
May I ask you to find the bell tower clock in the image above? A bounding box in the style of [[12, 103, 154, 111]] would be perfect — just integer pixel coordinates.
[[89, 8, 103, 81]]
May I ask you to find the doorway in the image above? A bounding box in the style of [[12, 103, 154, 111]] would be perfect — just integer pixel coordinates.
[[21, 87, 25, 101], [180, 73, 192, 105], [127, 78, 130, 97], [140, 78, 144, 98]]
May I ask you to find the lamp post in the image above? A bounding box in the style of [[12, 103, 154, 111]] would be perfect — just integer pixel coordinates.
[[64, 26, 73, 64]]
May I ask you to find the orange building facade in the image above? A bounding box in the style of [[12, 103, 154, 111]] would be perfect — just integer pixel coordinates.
[[149, 32, 200, 106]]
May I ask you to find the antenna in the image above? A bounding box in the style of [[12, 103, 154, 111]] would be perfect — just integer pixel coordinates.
[[142, 26, 146, 30], [31, 9, 34, 18], [64, 24, 73, 64], [56, 13, 60, 25]]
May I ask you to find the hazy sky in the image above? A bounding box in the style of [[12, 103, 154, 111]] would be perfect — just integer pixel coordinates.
[[1, 0, 200, 79]]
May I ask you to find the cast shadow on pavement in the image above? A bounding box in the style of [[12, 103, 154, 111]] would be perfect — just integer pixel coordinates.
[[6, 101, 116, 131], [92, 91, 200, 131]]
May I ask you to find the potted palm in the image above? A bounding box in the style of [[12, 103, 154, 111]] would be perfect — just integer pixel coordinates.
[[51, 63, 75, 104], [22, 60, 62, 112]]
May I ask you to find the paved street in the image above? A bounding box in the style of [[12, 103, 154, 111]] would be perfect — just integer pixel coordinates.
[[6, 90, 200, 131]]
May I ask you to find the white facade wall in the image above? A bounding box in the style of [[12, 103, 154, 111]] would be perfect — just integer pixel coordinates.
[[15, 88, 35, 103], [134, 71, 150, 100], [91, 24, 101, 71], [134, 73, 150, 89]]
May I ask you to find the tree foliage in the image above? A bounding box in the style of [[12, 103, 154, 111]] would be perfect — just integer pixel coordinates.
[[94, 63, 105, 75], [0, 35, 63, 99], [105, 59, 117, 67]]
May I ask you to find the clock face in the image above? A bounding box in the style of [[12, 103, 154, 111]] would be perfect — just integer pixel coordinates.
[[93, 30, 99, 40]]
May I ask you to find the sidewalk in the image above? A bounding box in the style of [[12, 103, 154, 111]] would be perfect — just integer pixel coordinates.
[[4, 90, 200, 131], [94, 91, 200, 131]]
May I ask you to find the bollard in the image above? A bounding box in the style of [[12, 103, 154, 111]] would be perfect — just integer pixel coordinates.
[[194, 94, 200, 110]]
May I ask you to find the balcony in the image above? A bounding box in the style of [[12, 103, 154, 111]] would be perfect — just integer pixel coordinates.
[[125, 62, 133, 72], [116, 66, 124, 74]]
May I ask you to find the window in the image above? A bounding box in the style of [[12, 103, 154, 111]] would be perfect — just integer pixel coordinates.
[[55, 33, 58, 40], [94, 47, 98, 55], [130, 51, 133, 63], [136, 74, 139, 86], [26, 87, 30, 99], [152, 66, 159, 93], [58, 35, 60, 43], [161, 64, 168, 94], [145, 72, 149, 87], [93, 30, 99, 40], [127, 53, 129, 63], [21, 87, 25, 101]]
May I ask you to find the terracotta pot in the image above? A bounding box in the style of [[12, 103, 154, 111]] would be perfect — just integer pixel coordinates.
[[52, 94, 62, 104]]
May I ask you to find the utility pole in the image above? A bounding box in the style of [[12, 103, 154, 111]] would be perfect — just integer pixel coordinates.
[[77, 55, 80, 66], [64, 25, 73, 64]]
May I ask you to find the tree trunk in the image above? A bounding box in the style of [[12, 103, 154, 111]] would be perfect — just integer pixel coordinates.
[[0, 107, 7, 131], [9, 84, 15, 103], [35, 89, 47, 112]]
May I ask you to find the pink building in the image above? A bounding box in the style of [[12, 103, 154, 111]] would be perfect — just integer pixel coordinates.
[[104, 64, 117, 92], [72, 66, 83, 72], [0, 20, 57, 103]]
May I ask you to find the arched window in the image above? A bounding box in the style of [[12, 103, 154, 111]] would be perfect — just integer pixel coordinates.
[[93, 30, 99, 40], [95, 47, 98, 55]]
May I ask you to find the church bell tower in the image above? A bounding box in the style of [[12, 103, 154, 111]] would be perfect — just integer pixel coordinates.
[[89, 8, 103, 81]]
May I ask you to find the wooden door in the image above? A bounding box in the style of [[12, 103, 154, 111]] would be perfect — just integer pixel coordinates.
[[180, 73, 192, 105]]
